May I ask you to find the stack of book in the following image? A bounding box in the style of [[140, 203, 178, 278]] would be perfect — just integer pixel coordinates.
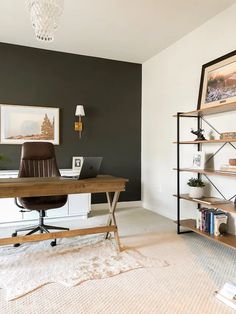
[[220, 132, 236, 140], [220, 164, 236, 173], [196, 208, 228, 236]]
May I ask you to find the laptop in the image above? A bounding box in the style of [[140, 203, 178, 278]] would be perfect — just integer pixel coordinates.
[[78, 157, 103, 179]]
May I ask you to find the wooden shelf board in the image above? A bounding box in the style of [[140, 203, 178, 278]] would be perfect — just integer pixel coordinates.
[[174, 102, 236, 117], [173, 194, 236, 214], [173, 139, 236, 144], [174, 219, 236, 249], [173, 167, 236, 178]]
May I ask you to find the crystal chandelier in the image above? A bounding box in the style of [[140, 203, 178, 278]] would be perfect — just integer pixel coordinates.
[[26, 0, 64, 42]]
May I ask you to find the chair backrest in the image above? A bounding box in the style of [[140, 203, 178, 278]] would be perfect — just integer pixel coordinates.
[[19, 142, 60, 178]]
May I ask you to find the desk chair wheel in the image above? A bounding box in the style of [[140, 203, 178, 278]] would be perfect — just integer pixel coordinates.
[[12, 232, 21, 247], [106, 232, 112, 239], [50, 240, 57, 247]]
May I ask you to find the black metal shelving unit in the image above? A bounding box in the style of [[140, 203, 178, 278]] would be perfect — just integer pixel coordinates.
[[174, 105, 236, 249]]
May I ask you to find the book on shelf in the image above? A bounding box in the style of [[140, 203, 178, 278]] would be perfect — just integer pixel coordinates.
[[196, 208, 228, 236], [199, 208, 206, 231], [206, 209, 215, 233], [215, 281, 236, 310], [209, 211, 215, 235], [192, 197, 231, 205]]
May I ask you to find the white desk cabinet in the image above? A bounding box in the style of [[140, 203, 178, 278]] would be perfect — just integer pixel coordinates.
[[0, 169, 91, 225]]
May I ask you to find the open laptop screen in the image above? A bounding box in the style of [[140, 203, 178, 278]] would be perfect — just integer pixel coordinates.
[[78, 157, 103, 179]]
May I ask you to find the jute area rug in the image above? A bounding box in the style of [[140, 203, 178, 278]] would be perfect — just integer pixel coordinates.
[[0, 236, 168, 301]]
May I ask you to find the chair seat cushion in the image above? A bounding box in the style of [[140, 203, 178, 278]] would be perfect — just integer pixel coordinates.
[[18, 195, 68, 211]]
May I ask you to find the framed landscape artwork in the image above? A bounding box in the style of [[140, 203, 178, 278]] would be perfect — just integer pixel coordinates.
[[0, 105, 59, 145], [197, 50, 236, 110]]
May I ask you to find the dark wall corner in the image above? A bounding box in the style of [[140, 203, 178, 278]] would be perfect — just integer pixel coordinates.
[[0, 42, 142, 203]]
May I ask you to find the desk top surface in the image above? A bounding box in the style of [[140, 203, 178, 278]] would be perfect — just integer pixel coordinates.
[[0, 176, 129, 198]]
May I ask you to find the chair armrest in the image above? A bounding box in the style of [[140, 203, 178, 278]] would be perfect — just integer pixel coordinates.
[[14, 198, 24, 209]]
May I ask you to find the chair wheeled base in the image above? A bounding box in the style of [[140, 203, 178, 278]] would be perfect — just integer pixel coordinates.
[[12, 209, 69, 247]]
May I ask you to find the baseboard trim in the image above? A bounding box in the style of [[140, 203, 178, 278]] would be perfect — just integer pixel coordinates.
[[92, 200, 142, 210], [142, 202, 175, 220]]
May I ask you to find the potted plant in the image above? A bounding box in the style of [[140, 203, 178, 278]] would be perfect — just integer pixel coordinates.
[[187, 177, 205, 198]]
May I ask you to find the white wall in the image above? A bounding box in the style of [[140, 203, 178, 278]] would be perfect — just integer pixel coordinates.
[[142, 4, 236, 234]]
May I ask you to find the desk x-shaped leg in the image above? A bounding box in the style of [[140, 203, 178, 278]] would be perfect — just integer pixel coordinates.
[[105, 191, 121, 250], [0, 191, 123, 251]]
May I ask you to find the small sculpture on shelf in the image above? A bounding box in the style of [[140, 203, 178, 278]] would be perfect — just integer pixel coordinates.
[[219, 223, 228, 236], [208, 130, 215, 140], [191, 128, 206, 141]]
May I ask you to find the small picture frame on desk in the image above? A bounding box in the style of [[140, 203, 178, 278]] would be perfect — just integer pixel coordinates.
[[192, 151, 205, 169], [72, 156, 83, 173]]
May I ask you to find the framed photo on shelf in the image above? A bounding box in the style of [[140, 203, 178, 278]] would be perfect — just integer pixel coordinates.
[[197, 50, 236, 110], [0, 104, 59, 145], [72, 156, 83, 172], [192, 151, 205, 169]]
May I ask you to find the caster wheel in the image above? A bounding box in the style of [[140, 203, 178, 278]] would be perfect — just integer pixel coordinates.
[[106, 232, 112, 239], [50, 240, 57, 247], [12, 232, 20, 247]]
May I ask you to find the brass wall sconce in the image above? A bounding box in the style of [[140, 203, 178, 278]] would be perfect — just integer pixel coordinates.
[[75, 105, 85, 138]]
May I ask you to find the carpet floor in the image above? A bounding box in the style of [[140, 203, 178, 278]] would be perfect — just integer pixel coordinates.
[[0, 207, 235, 314]]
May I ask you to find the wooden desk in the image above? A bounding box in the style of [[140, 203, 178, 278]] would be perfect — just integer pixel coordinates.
[[0, 176, 128, 250]]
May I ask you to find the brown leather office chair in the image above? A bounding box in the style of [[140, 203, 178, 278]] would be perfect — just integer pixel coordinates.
[[12, 142, 69, 247]]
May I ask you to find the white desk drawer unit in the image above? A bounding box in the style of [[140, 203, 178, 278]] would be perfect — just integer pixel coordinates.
[[0, 169, 91, 225]]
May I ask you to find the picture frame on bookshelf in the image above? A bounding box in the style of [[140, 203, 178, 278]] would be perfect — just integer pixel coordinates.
[[197, 50, 236, 110], [192, 151, 205, 169]]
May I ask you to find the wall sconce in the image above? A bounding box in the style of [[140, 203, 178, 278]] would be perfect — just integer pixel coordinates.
[[75, 105, 85, 138]]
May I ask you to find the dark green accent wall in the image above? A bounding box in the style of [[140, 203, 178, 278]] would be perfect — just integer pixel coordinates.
[[0, 42, 141, 203]]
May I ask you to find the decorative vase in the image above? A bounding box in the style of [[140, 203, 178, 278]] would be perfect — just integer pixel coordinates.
[[189, 186, 204, 199]]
